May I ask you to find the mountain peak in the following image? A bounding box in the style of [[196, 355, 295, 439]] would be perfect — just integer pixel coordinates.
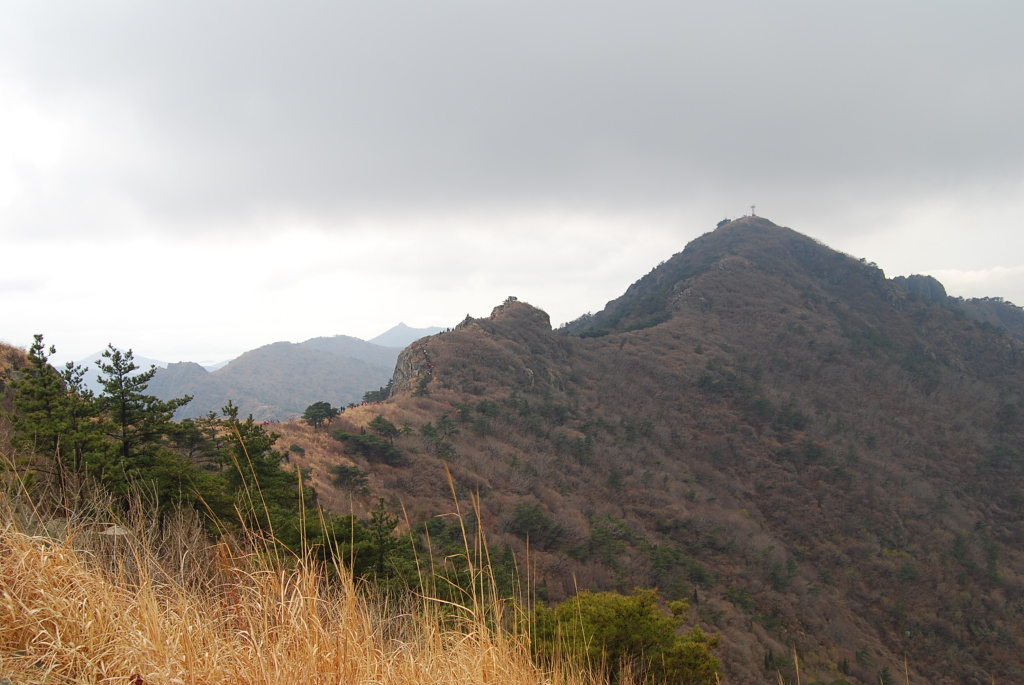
[[335, 220, 1024, 683], [488, 297, 552, 329], [370, 323, 445, 348], [565, 217, 894, 338], [716, 214, 781, 230]]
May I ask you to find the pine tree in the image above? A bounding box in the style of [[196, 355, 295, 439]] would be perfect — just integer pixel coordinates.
[[6, 335, 102, 505], [8, 335, 65, 460], [94, 344, 193, 502], [220, 401, 312, 542], [533, 588, 721, 684], [368, 414, 400, 444], [302, 401, 338, 431], [366, 497, 401, 578], [54, 356, 105, 501]]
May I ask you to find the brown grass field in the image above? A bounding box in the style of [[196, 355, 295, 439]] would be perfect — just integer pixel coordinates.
[[0, 477, 606, 685]]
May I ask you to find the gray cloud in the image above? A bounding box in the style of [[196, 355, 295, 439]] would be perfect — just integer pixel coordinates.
[[4, 1, 1022, 234]]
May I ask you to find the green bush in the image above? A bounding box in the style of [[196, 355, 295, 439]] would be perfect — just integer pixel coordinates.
[[533, 588, 720, 684], [329, 463, 369, 492], [504, 502, 566, 550], [332, 430, 408, 466], [368, 415, 400, 443], [413, 375, 433, 396], [476, 399, 500, 417]]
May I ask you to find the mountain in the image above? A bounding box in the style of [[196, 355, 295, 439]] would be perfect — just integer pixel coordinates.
[[369, 322, 446, 348], [74, 350, 169, 395], [73, 351, 231, 396], [893, 273, 1024, 343], [953, 297, 1024, 343], [148, 335, 405, 420], [71, 325, 445, 420], [288, 217, 1024, 683]]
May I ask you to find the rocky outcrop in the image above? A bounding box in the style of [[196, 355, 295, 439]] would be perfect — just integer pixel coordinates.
[[894, 274, 949, 304], [388, 300, 557, 397], [388, 341, 433, 396]]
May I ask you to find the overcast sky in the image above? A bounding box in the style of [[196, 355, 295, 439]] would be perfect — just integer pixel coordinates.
[[3, 1, 1023, 365]]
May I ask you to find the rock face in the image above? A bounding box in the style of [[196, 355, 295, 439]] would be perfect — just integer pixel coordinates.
[[894, 274, 949, 304], [161, 361, 210, 383], [388, 300, 555, 397], [389, 341, 431, 397], [486, 298, 552, 333]]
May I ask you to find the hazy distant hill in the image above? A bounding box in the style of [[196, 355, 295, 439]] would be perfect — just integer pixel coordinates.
[[893, 273, 1024, 342], [75, 351, 169, 395], [954, 296, 1024, 341], [369, 322, 445, 348], [294, 217, 1024, 684], [146, 324, 445, 420], [147, 336, 387, 420]]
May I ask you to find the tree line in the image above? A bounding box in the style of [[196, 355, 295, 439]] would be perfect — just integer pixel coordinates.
[[3, 335, 412, 585]]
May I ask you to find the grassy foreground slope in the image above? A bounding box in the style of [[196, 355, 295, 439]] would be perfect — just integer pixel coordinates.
[[0, 490, 580, 685]]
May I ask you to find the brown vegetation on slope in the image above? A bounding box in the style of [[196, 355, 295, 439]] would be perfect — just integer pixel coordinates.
[[286, 219, 1024, 684], [0, 343, 28, 388]]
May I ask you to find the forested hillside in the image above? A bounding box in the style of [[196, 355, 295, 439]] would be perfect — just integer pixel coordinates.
[[291, 217, 1024, 684]]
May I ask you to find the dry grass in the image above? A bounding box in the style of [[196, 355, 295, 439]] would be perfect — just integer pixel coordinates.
[[0, 485, 595, 685]]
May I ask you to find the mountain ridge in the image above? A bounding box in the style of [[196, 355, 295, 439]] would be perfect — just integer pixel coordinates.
[[290, 217, 1024, 683], [145, 325, 443, 420]]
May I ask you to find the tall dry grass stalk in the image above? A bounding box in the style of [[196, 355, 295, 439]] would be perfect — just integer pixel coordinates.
[[0, 469, 600, 685]]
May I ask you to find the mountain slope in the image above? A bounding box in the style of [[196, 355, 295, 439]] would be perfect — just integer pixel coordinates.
[[148, 335, 403, 420], [296, 217, 1024, 684]]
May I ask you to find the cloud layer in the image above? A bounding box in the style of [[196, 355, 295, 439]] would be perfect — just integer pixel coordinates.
[[2, 1, 1023, 362]]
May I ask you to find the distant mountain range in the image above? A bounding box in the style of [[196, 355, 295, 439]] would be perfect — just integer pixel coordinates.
[[77, 323, 444, 420]]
